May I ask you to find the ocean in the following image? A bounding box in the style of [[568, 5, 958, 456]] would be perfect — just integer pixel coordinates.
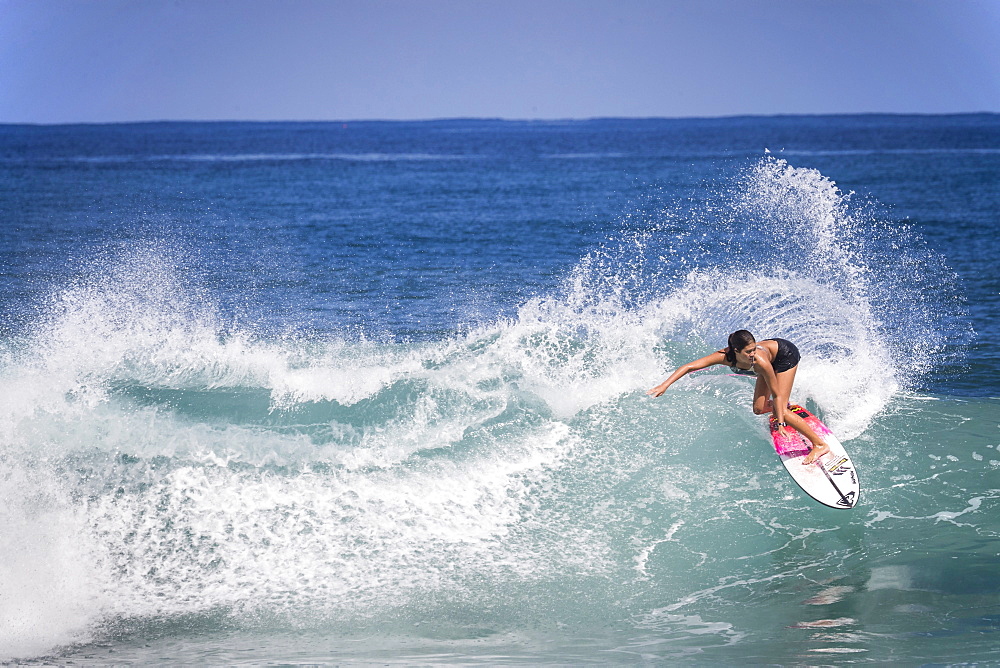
[[1, 116, 998, 664]]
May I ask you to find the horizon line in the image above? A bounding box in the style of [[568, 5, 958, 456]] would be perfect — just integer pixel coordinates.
[[3, 111, 999, 128]]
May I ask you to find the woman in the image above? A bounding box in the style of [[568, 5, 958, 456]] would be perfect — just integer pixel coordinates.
[[646, 330, 829, 465]]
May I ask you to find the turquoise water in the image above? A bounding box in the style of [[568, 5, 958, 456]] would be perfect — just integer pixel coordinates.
[[1, 117, 998, 663]]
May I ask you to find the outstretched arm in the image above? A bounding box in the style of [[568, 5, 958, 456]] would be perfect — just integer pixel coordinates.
[[647, 351, 727, 397]]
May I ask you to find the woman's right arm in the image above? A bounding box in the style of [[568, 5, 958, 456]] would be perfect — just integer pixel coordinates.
[[646, 351, 727, 397]]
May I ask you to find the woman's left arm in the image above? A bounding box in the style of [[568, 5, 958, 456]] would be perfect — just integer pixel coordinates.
[[755, 357, 788, 424]]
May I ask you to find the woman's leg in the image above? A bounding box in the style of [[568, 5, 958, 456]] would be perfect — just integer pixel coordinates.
[[752, 375, 772, 415], [770, 367, 829, 464]]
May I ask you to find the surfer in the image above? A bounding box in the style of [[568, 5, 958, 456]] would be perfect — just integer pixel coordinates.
[[646, 330, 829, 464]]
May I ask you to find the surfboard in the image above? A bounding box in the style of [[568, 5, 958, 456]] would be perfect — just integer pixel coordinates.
[[770, 405, 860, 509]]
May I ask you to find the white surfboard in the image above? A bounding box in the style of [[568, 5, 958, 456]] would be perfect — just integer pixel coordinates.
[[770, 405, 860, 509]]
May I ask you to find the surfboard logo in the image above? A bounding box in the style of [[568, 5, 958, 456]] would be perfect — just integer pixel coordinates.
[[827, 458, 849, 474], [836, 491, 857, 508]]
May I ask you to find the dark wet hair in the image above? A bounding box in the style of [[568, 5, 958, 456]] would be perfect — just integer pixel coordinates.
[[725, 330, 756, 365]]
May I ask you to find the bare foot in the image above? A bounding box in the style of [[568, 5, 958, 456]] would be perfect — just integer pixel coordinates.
[[802, 441, 830, 465]]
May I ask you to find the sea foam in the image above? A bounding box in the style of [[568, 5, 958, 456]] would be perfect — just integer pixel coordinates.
[[0, 156, 973, 660]]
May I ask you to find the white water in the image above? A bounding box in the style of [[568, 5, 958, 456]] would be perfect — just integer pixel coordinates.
[[1, 157, 986, 663]]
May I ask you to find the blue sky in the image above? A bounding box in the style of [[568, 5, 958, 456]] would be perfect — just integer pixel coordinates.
[[2, 0, 998, 123]]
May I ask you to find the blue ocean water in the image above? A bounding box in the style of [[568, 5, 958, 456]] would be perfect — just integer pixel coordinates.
[[1, 116, 998, 664]]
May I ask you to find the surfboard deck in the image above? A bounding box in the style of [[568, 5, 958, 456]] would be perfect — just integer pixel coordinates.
[[770, 405, 860, 509]]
